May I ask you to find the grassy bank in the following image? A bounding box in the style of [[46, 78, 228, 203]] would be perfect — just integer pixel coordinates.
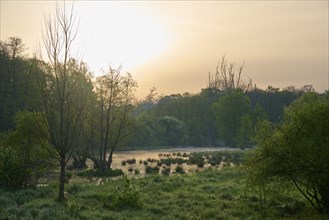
[[1, 167, 326, 220]]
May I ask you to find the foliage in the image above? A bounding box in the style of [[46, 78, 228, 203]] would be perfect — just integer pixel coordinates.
[[105, 176, 142, 210], [145, 166, 160, 174], [0, 111, 54, 187], [246, 93, 329, 213], [157, 116, 187, 146], [212, 89, 251, 146]]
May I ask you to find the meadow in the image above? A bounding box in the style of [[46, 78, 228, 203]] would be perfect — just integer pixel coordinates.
[[1, 151, 327, 220]]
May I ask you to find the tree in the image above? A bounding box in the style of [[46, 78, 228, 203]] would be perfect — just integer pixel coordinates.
[[90, 67, 137, 169], [40, 3, 85, 201], [157, 116, 186, 146], [246, 93, 329, 213], [212, 89, 250, 146], [0, 111, 54, 187], [207, 55, 252, 91]]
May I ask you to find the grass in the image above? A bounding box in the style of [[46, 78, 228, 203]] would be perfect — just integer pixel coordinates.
[[1, 167, 327, 220]]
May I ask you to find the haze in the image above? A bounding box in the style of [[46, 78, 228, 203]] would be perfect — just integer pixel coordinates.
[[1, 1, 328, 98]]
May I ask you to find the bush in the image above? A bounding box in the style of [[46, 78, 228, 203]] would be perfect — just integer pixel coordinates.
[[175, 166, 185, 174], [197, 161, 205, 168], [161, 167, 171, 176], [121, 161, 126, 166], [105, 176, 142, 210], [127, 158, 136, 164], [145, 166, 159, 174]]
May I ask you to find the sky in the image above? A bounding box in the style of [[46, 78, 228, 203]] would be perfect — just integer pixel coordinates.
[[1, 1, 328, 98]]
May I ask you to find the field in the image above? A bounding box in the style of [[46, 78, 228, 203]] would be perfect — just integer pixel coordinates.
[[1, 150, 327, 220]]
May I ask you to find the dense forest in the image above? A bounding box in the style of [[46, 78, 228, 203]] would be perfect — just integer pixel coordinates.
[[1, 5, 328, 218]]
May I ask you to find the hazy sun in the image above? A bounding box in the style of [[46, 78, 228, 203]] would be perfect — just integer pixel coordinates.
[[75, 2, 170, 73]]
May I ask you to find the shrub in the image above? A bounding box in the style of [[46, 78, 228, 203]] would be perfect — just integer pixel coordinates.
[[134, 169, 140, 175], [121, 161, 126, 166], [175, 166, 185, 174], [145, 166, 159, 174], [161, 167, 171, 176], [197, 161, 205, 168], [128, 167, 134, 173], [105, 176, 142, 210], [127, 158, 136, 164]]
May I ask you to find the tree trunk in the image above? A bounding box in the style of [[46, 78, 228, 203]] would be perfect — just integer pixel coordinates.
[[107, 148, 115, 169], [58, 154, 66, 201]]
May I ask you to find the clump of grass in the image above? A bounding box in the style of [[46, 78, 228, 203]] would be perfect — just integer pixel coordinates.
[[126, 158, 136, 164], [105, 176, 142, 210], [175, 166, 185, 174], [161, 167, 171, 176], [145, 166, 159, 174]]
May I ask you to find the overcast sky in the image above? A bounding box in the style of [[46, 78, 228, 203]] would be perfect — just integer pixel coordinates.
[[1, 1, 328, 98]]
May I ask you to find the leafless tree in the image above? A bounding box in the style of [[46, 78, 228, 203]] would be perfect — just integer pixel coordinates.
[[40, 3, 84, 201], [207, 55, 252, 91]]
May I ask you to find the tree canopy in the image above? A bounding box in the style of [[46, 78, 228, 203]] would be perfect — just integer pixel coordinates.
[[247, 93, 329, 213]]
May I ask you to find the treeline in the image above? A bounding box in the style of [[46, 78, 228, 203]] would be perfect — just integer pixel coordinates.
[[0, 37, 322, 189], [128, 85, 315, 148]]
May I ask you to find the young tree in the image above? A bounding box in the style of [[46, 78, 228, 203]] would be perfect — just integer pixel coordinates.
[[0, 111, 55, 187], [40, 3, 85, 200], [247, 93, 329, 213]]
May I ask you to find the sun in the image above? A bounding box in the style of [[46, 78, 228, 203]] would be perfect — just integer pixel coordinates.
[[75, 2, 170, 73]]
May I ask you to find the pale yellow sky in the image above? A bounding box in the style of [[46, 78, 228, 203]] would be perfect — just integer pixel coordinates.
[[1, 1, 328, 98]]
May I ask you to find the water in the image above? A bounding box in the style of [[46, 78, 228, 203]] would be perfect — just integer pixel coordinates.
[[109, 147, 237, 174]]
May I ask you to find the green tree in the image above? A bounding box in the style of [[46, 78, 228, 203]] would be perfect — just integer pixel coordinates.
[[0, 111, 54, 187], [157, 116, 186, 146], [212, 89, 250, 146], [92, 67, 137, 169], [247, 93, 329, 213]]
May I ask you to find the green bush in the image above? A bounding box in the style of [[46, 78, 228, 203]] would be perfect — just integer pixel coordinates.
[[145, 166, 159, 174], [175, 166, 185, 174], [105, 176, 142, 210], [161, 167, 171, 176]]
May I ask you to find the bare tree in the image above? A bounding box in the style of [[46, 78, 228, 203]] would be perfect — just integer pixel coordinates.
[[207, 55, 252, 91], [40, 3, 84, 201], [88, 67, 137, 169]]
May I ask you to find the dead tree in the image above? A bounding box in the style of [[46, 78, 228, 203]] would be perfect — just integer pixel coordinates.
[[207, 55, 252, 91], [40, 3, 84, 201]]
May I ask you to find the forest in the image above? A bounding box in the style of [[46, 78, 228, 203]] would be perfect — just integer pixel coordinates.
[[0, 4, 328, 219]]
